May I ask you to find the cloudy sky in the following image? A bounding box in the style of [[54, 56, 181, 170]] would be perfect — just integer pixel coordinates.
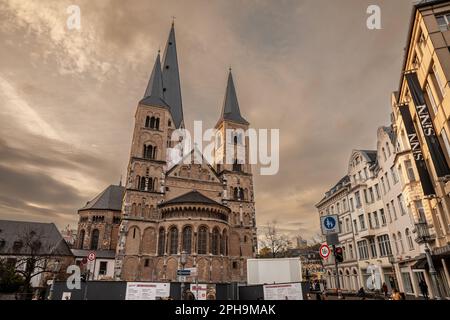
[[0, 0, 414, 241]]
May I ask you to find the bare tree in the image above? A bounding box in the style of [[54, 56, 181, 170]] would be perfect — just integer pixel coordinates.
[[259, 221, 292, 258], [12, 229, 63, 299]]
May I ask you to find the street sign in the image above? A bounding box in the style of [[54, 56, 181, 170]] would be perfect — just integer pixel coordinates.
[[177, 269, 191, 276], [178, 275, 187, 282], [320, 215, 340, 235], [87, 251, 96, 261], [185, 267, 198, 277], [319, 244, 330, 259]]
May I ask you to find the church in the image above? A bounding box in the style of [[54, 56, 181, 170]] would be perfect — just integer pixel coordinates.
[[75, 23, 257, 284]]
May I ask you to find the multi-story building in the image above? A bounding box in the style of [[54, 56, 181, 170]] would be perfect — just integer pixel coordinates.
[[391, 0, 450, 298], [316, 126, 434, 298]]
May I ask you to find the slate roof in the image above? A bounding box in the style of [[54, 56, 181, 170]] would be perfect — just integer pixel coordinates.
[[140, 52, 170, 109], [160, 190, 223, 207], [217, 70, 249, 126], [79, 185, 125, 211], [381, 126, 396, 145], [71, 249, 116, 259], [0, 220, 73, 256], [162, 23, 184, 128], [359, 150, 377, 163]]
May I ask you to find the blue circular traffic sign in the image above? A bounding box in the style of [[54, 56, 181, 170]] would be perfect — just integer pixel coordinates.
[[323, 216, 336, 230]]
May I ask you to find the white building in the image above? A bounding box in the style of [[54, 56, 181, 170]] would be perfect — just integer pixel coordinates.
[[316, 126, 438, 298]]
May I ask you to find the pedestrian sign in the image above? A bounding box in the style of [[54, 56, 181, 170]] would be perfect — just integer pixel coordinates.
[[320, 215, 340, 235]]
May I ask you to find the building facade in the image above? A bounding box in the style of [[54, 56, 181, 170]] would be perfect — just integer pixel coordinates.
[[74, 23, 257, 284], [316, 0, 450, 299], [391, 0, 450, 298]]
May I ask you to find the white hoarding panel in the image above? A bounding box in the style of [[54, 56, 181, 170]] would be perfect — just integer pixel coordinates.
[[125, 282, 170, 300], [247, 258, 302, 285], [263, 282, 303, 300]]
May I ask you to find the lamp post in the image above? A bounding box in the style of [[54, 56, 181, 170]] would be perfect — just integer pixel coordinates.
[[48, 259, 61, 300], [415, 219, 442, 300], [387, 254, 397, 291], [180, 251, 187, 300]]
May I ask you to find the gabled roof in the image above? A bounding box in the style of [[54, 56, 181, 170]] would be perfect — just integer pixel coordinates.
[[0, 220, 73, 256], [79, 185, 125, 211], [359, 150, 377, 163], [217, 70, 249, 126], [162, 23, 184, 128], [160, 190, 223, 207], [140, 52, 170, 109], [166, 146, 221, 181]]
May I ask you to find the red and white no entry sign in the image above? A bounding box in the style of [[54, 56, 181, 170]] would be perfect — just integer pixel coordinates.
[[319, 244, 330, 259], [87, 251, 96, 261]]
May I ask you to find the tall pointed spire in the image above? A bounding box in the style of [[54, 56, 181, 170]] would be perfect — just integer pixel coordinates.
[[218, 69, 249, 125], [162, 23, 184, 128], [141, 52, 169, 108]]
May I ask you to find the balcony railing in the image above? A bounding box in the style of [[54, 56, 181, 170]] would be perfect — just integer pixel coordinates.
[[414, 220, 434, 244]]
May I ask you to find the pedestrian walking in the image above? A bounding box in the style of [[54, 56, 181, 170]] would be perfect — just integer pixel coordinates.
[[382, 282, 388, 298], [419, 279, 429, 300]]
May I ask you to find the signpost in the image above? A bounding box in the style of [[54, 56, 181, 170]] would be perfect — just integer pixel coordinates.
[[320, 215, 342, 299]]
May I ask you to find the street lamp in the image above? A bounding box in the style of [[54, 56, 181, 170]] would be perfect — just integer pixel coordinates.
[[180, 251, 187, 300], [48, 259, 61, 300], [387, 254, 397, 291], [414, 219, 442, 300]]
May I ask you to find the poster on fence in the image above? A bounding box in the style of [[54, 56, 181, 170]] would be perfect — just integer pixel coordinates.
[[190, 284, 216, 300], [125, 282, 170, 300], [263, 282, 303, 300]]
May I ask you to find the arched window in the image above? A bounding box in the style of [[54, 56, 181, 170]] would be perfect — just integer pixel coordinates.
[[137, 204, 142, 217], [152, 178, 157, 191], [169, 227, 178, 254], [197, 226, 208, 254], [233, 187, 239, 200], [90, 229, 99, 250], [211, 228, 220, 255], [155, 118, 160, 130], [406, 228, 414, 250], [392, 233, 398, 254], [145, 116, 150, 128], [131, 203, 137, 216], [386, 142, 391, 156], [221, 230, 228, 255], [233, 135, 238, 145], [398, 231, 404, 253], [136, 175, 141, 189], [140, 177, 146, 191], [158, 228, 165, 255], [150, 116, 156, 129], [182, 226, 192, 253], [239, 187, 244, 200], [78, 229, 85, 249]]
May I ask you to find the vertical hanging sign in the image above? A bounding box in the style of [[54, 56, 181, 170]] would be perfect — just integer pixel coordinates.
[[405, 72, 450, 178], [398, 104, 436, 196]]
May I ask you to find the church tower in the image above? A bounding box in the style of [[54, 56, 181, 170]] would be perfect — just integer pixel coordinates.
[[214, 70, 257, 281], [114, 24, 184, 281]]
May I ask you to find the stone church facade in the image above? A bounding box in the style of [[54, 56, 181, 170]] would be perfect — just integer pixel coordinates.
[[76, 23, 257, 284]]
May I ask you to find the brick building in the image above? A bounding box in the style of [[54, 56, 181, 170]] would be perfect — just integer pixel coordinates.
[[76, 23, 257, 284]]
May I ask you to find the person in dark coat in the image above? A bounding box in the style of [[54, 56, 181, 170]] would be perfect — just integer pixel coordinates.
[[382, 282, 388, 298], [419, 279, 429, 300], [357, 287, 366, 300]]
